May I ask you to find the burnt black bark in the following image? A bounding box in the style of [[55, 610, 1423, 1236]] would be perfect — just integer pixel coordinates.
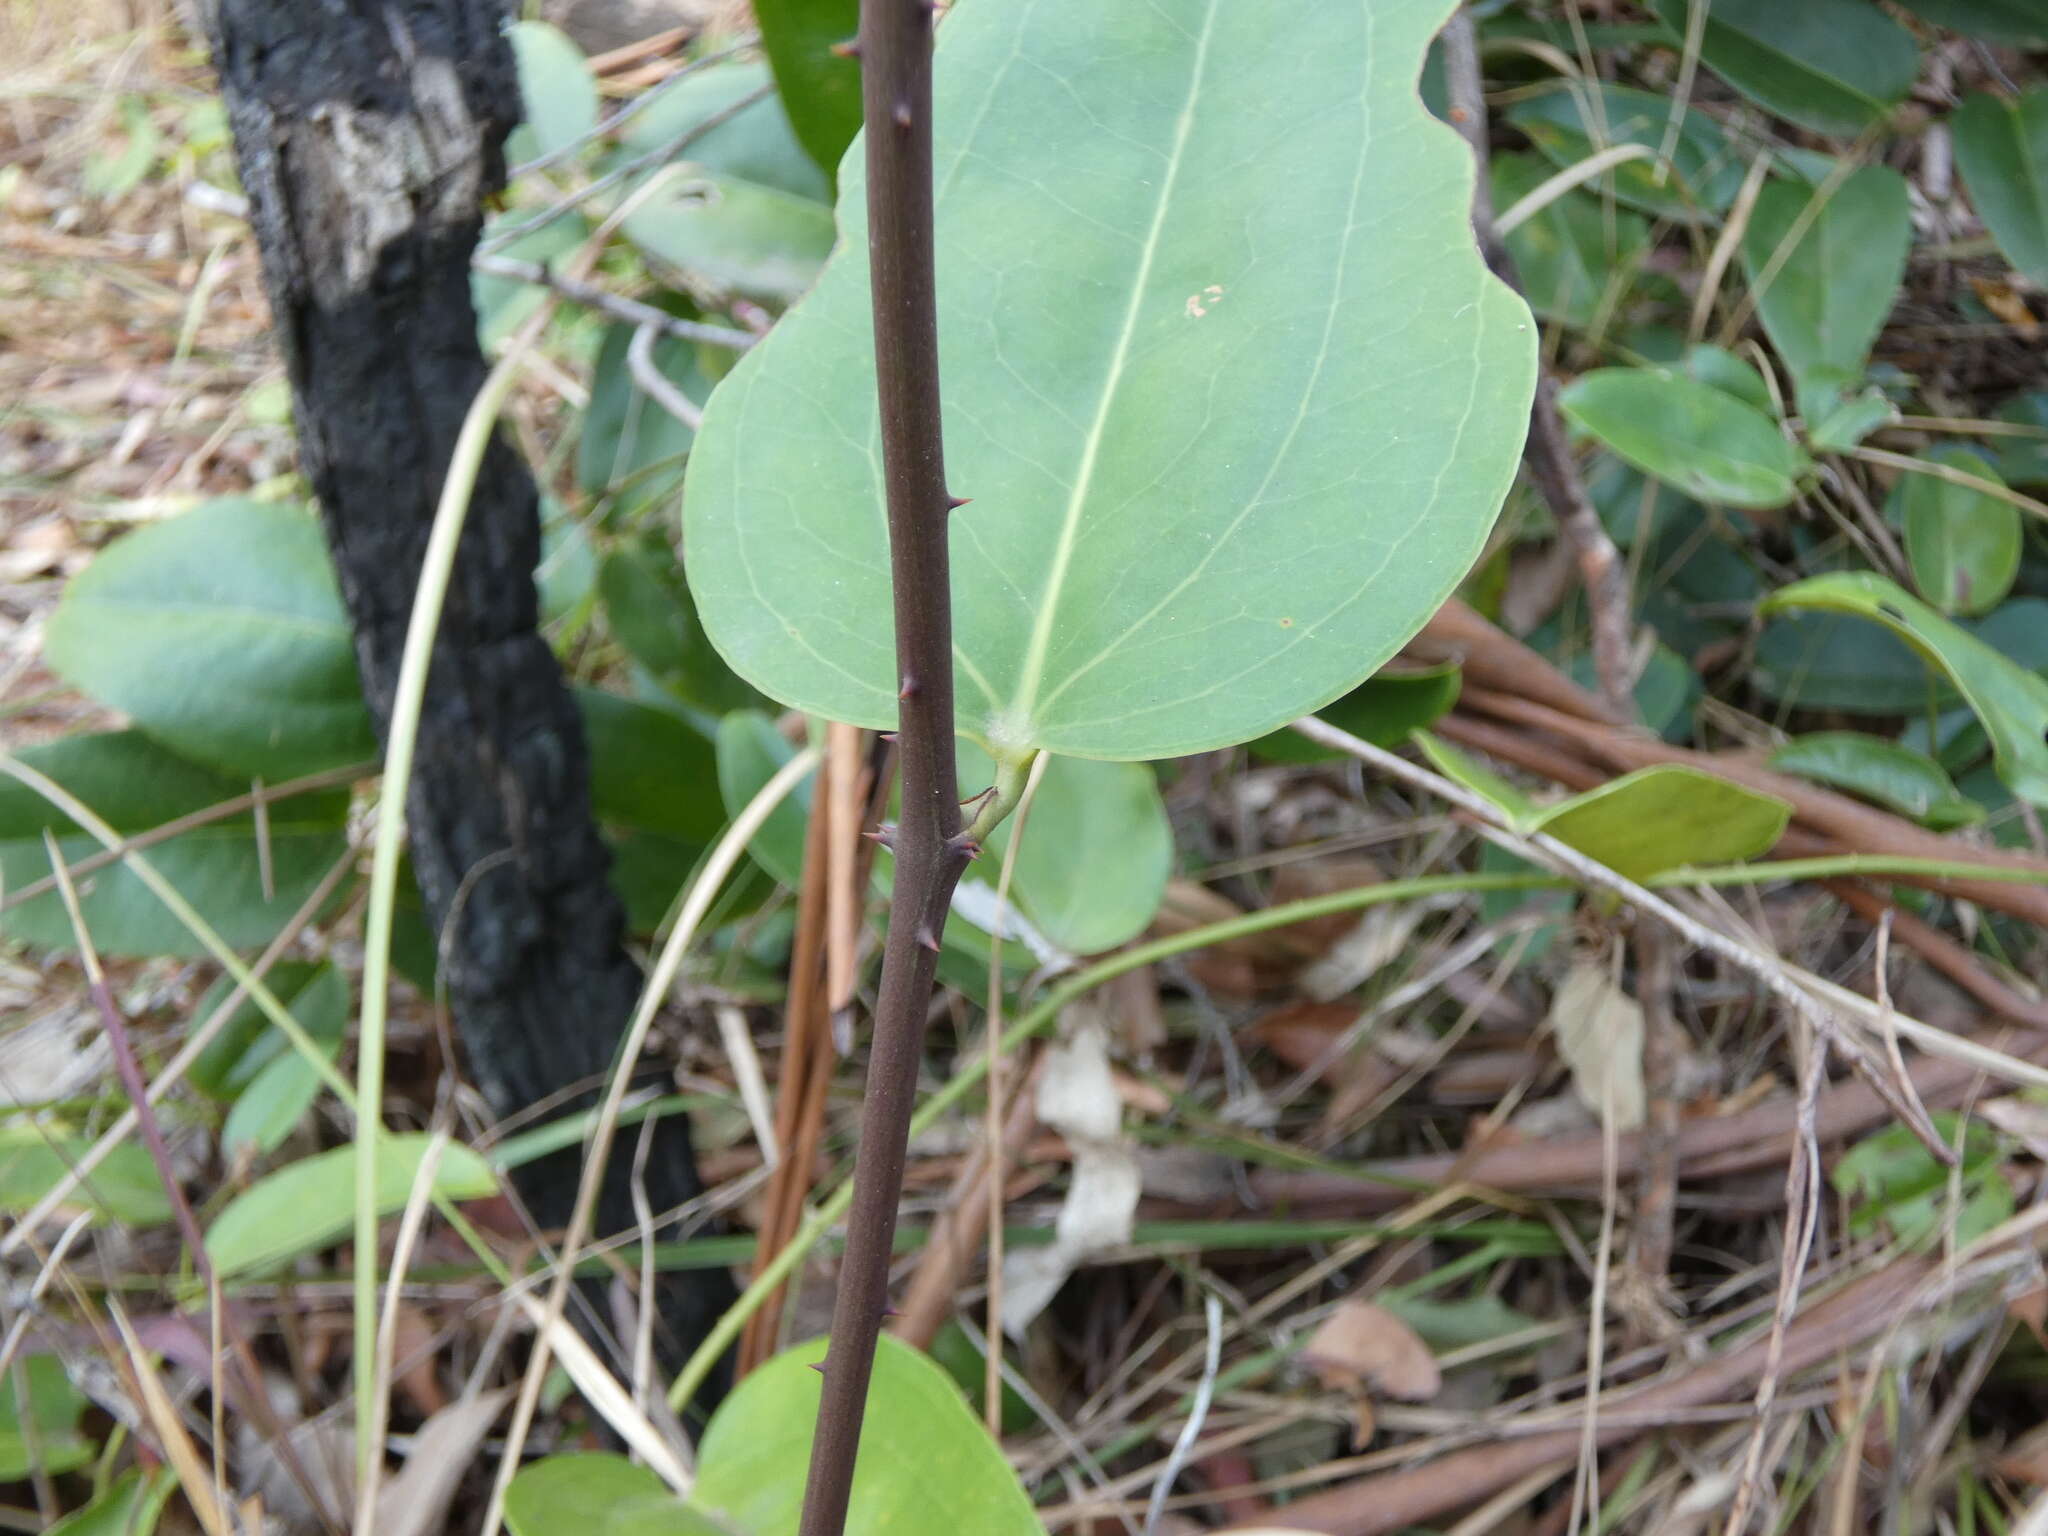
[[204, 0, 733, 1401]]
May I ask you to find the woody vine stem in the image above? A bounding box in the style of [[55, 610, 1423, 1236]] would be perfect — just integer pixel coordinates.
[[793, 0, 990, 1530]]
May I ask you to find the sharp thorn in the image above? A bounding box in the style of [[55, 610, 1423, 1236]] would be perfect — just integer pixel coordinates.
[[951, 837, 983, 862], [878, 731, 899, 743], [829, 35, 860, 57], [916, 925, 942, 953], [882, 1304, 901, 1318], [898, 676, 919, 700], [808, 1361, 827, 1375], [892, 101, 914, 130], [945, 494, 972, 511], [863, 824, 898, 850]]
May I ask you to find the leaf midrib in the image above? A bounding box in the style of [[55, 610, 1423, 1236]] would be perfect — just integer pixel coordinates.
[[1003, 0, 1222, 739]]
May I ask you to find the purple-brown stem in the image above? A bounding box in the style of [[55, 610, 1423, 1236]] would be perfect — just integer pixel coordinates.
[[794, 1, 971, 1532]]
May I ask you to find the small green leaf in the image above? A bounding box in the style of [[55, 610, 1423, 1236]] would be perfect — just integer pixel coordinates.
[[508, 21, 599, 162], [505, 1454, 731, 1536], [715, 710, 815, 890], [1767, 732, 1984, 830], [617, 59, 829, 203], [191, 961, 348, 1101], [0, 1356, 94, 1481], [1680, 344, 1775, 414], [1248, 662, 1462, 764], [537, 504, 600, 626], [579, 324, 708, 517], [957, 746, 1171, 956], [1891, 0, 2048, 45], [1739, 166, 1911, 420], [43, 499, 374, 780], [692, 1335, 1043, 1536], [1414, 733, 1545, 832], [1492, 154, 1653, 331], [0, 731, 350, 958], [205, 1134, 498, 1280], [1995, 392, 2048, 487], [46, 1469, 175, 1536], [753, 0, 864, 181], [580, 689, 726, 846], [1506, 82, 1745, 219], [1894, 444, 2021, 616], [623, 171, 835, 305], [1762, 572, 2048, 809], [599, 545, 759, 715], [1560, 368, 1810, 509], [1651, 0, 1918, 138], [685, 0, 1535, 762], [1807, 388, 1898, 454], [0, 1131, 173, 1229], [1531, 765, 1790, 881], [1953, 88, 2048, 286]]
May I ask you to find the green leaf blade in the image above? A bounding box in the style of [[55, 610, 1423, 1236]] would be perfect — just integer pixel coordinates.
[[1954, 88, 2048, 286], [684, 0, 1535, 762], [1559, 368, 1810, 509], [1652, 0, 1919, 138]]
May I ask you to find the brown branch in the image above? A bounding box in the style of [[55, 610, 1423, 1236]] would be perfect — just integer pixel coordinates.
[[1440, 15, 1635, 720], [796, 1, 971, 1530]]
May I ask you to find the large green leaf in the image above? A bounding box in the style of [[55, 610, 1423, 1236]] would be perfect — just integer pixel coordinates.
[[0, 731, 350, 958], [691, 1335, 1043, 1536], [1739, 166, 1911, 419], [1560, 368, 1810, 509], [684, 0, 1534, 762], [1506, 82, 1744, 220], [1650, 0, 1918, 139], [1767, 733, 1983, 830], [205, 1134, 498, 1280], [1492, 154, 1653, 332], [1894, 444, 2021, 617], [44, 499, 373, 780], [1892, 0, 2048, 44], [1762, 573, 2048, 809], [957, 745, 1171, 956], [1954, 89, 2048, 287], [753, 0, 863, 181]]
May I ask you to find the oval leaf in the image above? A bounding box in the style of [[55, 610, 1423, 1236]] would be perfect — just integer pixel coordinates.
[[958, 745, 1171, 956], [1560, 368, 1810, 509], [1767, 732, 1984, 830], [1954, 88, 2048, 287], [684, 0, 1535, 761], [1894, 444, 2021, 616], [753, 0, 864, 181], [1506, 82, 1744, 220], [0, 730, 350, 958], [1761, 572, 2048, 809], [714, 709, 815, 889], [623, 171, 836, 305], [691, 1334, 1042, 1536], [43, 499, 374, 780], [1739, 165, 1911, 419], [1531, 765, 1791, 880], [206, 1134, 498, 1280], [1893, 0, 2048, 44], [508, 21, 599, 162], [1651, 0, 1918, 138]]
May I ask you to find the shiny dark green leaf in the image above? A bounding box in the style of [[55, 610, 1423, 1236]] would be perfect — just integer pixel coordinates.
[[1954, 88, 2048, 286], [1560, 368, 1809, 509], [1249, 662, 1463, 764], [1739, 166, 1911, 418], [1767, 732, 1985, 829], [754, 0, 863, 181], [1651, 0, 1918, 138]]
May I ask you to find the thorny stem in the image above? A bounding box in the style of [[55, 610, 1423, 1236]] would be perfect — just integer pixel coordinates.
[[796, 2, 971, 1533]]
